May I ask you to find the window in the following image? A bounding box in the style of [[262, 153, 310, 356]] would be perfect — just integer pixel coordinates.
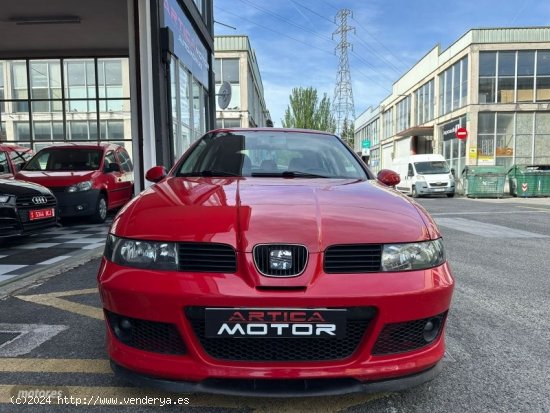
[[383, 108, 393, 139], [497, 52, 515, 103], [117, 149, 134, 172], [440, 55, 468, 115], [215, 58, 240, 109], [536, 51, 550, 102], [415, 79, 434, 125], [0, 58, 131, 154], [479, 52, 496, 104], [479, 50, 550, 104], [396, 96, 411, 133], [517, 51, 535, 102]]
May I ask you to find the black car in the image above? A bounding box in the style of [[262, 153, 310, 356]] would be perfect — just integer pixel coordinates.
[[0, 179, 58, 237]]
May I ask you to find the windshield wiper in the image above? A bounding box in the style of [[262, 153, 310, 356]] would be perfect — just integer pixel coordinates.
[[178, 170, 240, 177], [249, 171, 328, 178]]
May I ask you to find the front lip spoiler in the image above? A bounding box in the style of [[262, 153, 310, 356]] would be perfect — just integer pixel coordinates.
[[111, 360, 443, 398]]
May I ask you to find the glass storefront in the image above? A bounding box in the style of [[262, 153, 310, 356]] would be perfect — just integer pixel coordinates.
[[0, 58, 132, 154], [169, 57, 208, 164], [477, 112, 550, 168]]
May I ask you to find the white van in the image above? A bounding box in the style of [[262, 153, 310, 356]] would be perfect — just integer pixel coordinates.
[[391, 154, 455, 198]]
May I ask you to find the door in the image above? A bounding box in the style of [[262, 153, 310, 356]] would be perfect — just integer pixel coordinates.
[[103, 150, 125, 208], [115, 148, 134, 202]]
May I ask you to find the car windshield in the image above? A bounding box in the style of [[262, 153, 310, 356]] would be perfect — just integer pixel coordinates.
[[24, 149, 102, 172], [176, 131, 368, 179], [414, 161, 450, 174]]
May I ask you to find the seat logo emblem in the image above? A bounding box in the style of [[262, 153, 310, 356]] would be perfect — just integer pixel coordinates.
[[32, 196, 48, 205], [269, 250, 293, 270]]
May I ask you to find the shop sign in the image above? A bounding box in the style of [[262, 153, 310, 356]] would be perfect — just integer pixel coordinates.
[[443, 120, 460, 141], [163, 0, 209, 88]]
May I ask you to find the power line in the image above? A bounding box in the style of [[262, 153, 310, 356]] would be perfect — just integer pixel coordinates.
[[214, 6, 334, 55], [289, 0, 335, 25], [351, 16, 409, 72], [237, 0, 333, 44]]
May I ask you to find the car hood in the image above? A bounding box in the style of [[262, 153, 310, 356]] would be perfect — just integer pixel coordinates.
[[0, 178, 53, 196], [15, 171, 96, 187], [112, 177, 437, 252]]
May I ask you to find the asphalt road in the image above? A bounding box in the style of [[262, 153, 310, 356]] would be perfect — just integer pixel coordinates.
[[0, 196, 548, 412]]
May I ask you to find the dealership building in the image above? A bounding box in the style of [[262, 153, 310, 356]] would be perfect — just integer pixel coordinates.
[[0, 0, 216, 190], [355, 27, 550, 180]]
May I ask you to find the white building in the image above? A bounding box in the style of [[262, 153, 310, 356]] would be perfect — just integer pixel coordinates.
[[355, 27, 550, 177], [214, 36, 271, 128]]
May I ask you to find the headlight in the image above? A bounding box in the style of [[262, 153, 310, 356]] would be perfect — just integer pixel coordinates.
[[448, 173, 455, 181], [381, 239, 445, 271], [0, 195, 10, 203], [416, 175, 426, 181], [67, 181, 93, 192], [104, 234, 178, 270]]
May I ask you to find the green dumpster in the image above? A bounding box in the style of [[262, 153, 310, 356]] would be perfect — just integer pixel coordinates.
[[508, 165, 550, 197], [463, 165, 506, 198]]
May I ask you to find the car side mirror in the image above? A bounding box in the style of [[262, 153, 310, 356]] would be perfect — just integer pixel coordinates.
[[377, 169, 401, 187], [146, 166, 168, 183]]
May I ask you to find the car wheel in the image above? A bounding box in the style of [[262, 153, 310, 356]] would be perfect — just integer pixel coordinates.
[[412, 186, 419, 198], [446, 193, 455, 198], [91, 194, 108, 223]]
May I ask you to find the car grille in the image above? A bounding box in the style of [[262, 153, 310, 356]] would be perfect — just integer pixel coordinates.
[[372, 312, 447, 355], [324, 244, 382, 273], [105, 310, 186, 355], [16, 194, 57, 230], [429, 182, 448, 187], [178, 242, 237, 273], [186, 306, 375, 361], [16, 194, 57, 209], [253, 244, 308, 276]]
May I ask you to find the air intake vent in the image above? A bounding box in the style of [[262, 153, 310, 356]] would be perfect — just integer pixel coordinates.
[[324, 244, 382, 273], [178, 242, 237, 273], [253, 244, 308, 277]]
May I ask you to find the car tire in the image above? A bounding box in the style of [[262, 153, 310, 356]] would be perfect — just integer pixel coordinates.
[[412, 186, 419, 198], [446, 193, 455, 198], [91, 194, 108, 223]]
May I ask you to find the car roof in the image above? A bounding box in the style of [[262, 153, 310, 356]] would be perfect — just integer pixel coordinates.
[[34, 142, 119, 151], [0, 143, 32, 152], [209, 127, 337, 136]]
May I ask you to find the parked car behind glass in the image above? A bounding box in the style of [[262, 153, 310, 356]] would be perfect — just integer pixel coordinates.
[[98, 128, 454, 397], [0, 144, 34, 179], [15, 143, 133, 223], [0, 178, 57, 237]]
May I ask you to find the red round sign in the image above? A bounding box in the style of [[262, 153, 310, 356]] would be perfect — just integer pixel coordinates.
[[455, 127, 468, 140]]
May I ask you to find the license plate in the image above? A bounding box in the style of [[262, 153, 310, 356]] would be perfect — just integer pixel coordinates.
[[433, 188, 445, 192], [205, 308, 347, 338], [29, 208, 55, 221]]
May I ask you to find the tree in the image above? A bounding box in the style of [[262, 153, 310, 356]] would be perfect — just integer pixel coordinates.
[[340, 118, 355, 147], [282, 87, 336, 132]]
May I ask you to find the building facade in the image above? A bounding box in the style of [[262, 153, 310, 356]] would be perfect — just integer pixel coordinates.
[[355, 27, 550, 181], [214, 36, 271, 128], [0, 0, 215, 190]]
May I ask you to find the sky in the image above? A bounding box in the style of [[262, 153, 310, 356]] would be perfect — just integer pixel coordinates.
[[213, 0, 550, 127]]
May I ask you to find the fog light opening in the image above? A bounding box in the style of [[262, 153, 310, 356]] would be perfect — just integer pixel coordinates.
[[76, 205, 84, 211], [113, 317, 133, 343], [422, 318, 441, 343]]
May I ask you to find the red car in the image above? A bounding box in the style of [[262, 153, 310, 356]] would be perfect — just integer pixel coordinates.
[[16, 143, 133, 223], [0, 144, 34, 178], [98, 129, 454, 397]]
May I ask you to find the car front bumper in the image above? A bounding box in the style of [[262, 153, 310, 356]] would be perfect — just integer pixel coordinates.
[[97, 257, 454, 395], [53, 189, 100, 218]]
